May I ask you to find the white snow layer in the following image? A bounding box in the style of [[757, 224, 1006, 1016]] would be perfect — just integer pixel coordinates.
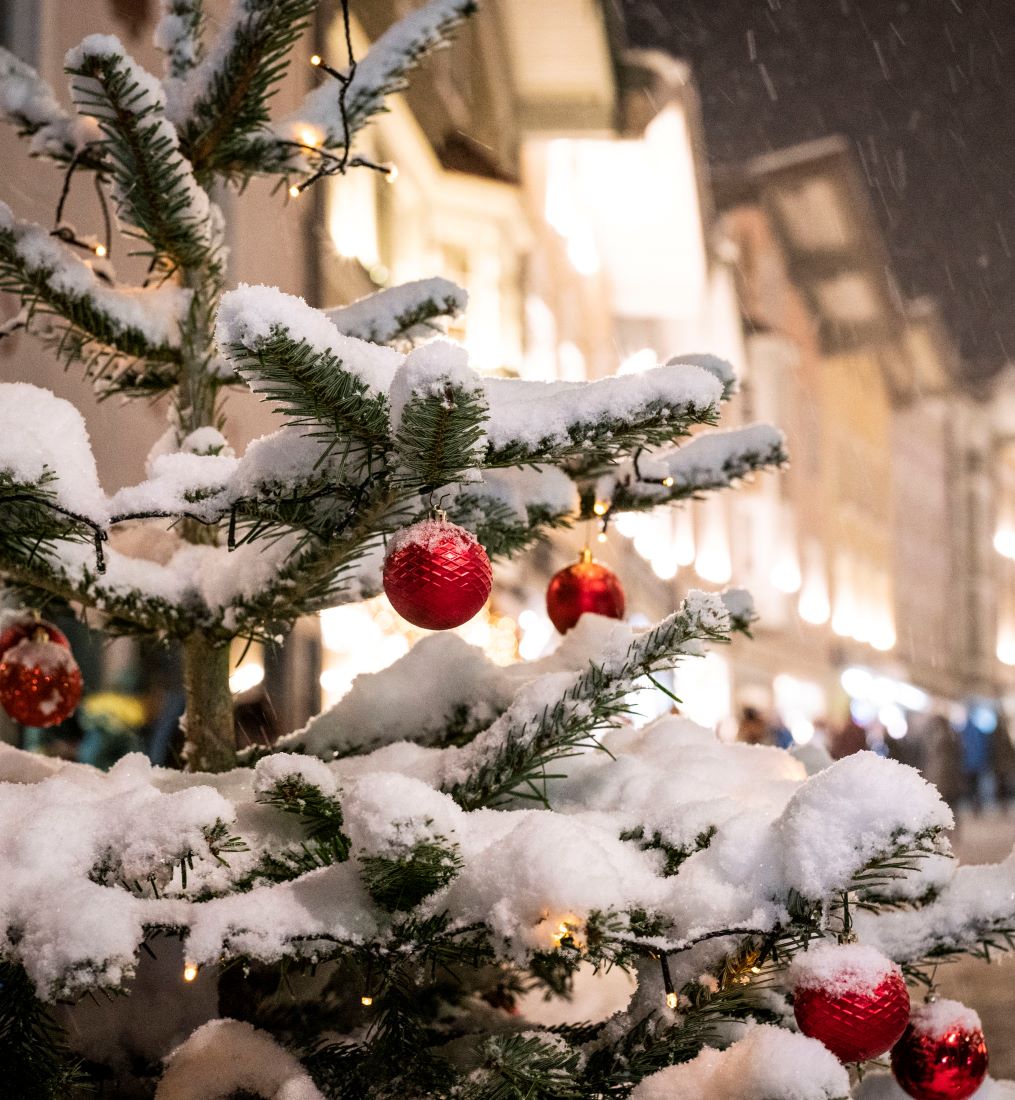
[[293, 0, 476, 143], [216, 283, 403, 395], [790, 942, 901, 997], [854, 1074, 1015, 1099], [0, 201, 191, 350], [325, 277, 467, 344], [65, 36, 213, 253], [482, 362, 722, 453], [155, 1018, 325, 1100], [629, 1025, 849, 1099], [0, 383, 108, 522], [0, 45, 94, 155]]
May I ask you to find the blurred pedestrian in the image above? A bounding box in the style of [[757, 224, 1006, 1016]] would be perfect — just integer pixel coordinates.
[[737, 706, 770, 745]]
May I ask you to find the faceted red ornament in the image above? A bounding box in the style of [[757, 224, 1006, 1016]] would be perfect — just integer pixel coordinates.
[[891, 1000, 988, 1100], [0, 636, 83, 727], [383, 518, 492, 630], [795, 974, 910, 1062], [546, 549, 625, 633], [0, 614, 69, 659]]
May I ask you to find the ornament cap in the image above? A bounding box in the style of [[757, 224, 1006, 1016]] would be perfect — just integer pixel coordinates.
[[579, 546, 593, 565]]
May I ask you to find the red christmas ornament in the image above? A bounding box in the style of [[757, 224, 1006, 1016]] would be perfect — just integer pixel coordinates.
[[546, 548, 625, 634], [0, 614, 70, 659], [891, 999, 988, 1100], [792, 943, 910, 1063], [0, 635, 83, 727], [383, 517, 492, 631]]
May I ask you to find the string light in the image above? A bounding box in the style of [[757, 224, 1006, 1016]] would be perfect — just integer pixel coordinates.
[[310, 54, 322, 66], [596, 531, 608, 544], [592, 500, 609, 516], [288, 184, 302, 198], [182, 963, 198, 982], [94, 243, 107, 258], [666, 991, 678, 1009], [662, 476, 674, 488], [386, 164, 399, 183], [360, 994, 373, 1006]]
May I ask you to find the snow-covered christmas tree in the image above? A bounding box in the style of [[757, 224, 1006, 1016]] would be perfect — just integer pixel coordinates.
[[1, 2, 1013, 1097]]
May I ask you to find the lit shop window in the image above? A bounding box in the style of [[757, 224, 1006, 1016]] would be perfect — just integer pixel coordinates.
[[318, 598, 518, 709], [797, 539, 830, 625]]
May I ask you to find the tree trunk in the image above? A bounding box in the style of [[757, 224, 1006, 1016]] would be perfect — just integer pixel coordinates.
[[181, 634, 236, 772]]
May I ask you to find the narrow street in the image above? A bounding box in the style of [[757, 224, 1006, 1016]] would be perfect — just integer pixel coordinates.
[[936, 810, 1015, 1076]]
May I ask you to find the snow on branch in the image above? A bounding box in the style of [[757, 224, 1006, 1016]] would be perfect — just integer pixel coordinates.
[[0, 202, 187, 387], [481, 363, 723, 473], [216, 283, 400, 446], [153, 0, 205, 84], [389, 340, 487, 493], [291, 0, 477, 150], [325, 277, 467, 347], [171, 0, 317, 174], [0, 47, 94, 162], [857, 847, 1015, 965], [609, 424, 787, 513], [441, 590, 744, 810], [155, 1019, 326, 1100], [65, 35, 215, 271]]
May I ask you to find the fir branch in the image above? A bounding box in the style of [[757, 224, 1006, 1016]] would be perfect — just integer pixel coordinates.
[[464, 1034, 584, 1100], [156, 1, 206, 82], [219, 329, 390, 447], [179, 0, 317, 175], [483, 393, 720, 477], [326, 278, 467, 347], [0, 208, 183, 385], [66, 41, 215, 271], [0, 962, 94, 1098], [392, 380, 488, 494], [360, 837, 462, 912], [447, 593, 744, 810], [293, 0, 478, 151]]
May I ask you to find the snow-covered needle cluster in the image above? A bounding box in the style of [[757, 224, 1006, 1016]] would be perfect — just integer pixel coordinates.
[[0, 2, 1012, 1098]]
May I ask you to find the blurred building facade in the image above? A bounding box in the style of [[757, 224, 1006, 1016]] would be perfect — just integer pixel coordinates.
[[2, 0, 1015, 764]]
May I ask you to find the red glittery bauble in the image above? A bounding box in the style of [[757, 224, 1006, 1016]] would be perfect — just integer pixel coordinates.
[[891, 1005, 989, 1099], [0, 637, 83, 727], [0, 615, 69, 658], [546, 552, 625, 633], [795, 973, 910, 1063], [383, 518, 492, 630]]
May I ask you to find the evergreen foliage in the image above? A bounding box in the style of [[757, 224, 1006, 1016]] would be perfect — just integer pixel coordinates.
[[0, 2, 1008, 1097]]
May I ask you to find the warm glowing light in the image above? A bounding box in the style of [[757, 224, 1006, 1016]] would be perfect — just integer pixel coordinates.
[[694, 501, 731, 584], [386, 164, 399, 183], [617, 348, 657, 376], [288, 184, 301, 198], [831, 593, 855, 638], [674, 509, 695, 566], [770, 547, 802, 595], [310, 54, 322, 66], [229, 662, 264, 695], [996, 528, 1015, 559], [998, 627, 1015, 666], [295, 124, 323, 149], [797, 541, 830, 624], [183, 963, 198, 982], [665, 992, 678, 1009], [662, 476, 674, 488], [593, 500, 609, 516], [94, 243, 107, 258], [360, 995, 373, 1006], [596, 531, 608, 544], [651, 550, 679, 580]]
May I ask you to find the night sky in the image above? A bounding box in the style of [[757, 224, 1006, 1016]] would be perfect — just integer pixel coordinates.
[[622, 0, 1015, 383]]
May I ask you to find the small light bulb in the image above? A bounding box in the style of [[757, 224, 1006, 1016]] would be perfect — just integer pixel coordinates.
[[665, 992, 678, 1009], [593, 501, 609, 516], [386, 164, 399, 183], [183, 963, 198, 982], [597, 531, 608, 544], [360, 995, 373, 1006], [662, 476, 674, 488], [94, 243, 107, 258], [288, 184, 302, 198], [310, 54, 322, 67]]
